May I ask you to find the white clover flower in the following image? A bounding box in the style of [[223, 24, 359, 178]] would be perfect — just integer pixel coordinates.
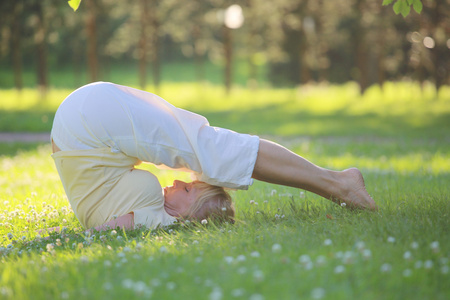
[[250, 251, 260, 258], [134, 281, 149, 295], [201, 219, 208, 225], [403, 251, 412, 260], [334, 265, 345, 274], [221, 207, 227, 211], [166, 282, 176, 290], [410, 241, 419, 249], [123, 246, 131, 253], [135, 243, 143, 251], [362, 249, 372, 260], [304, 261, 314, 270], [441, 265, 449, 274], [323, 239, 332, 246], [424, 260, 433, 269], [103, 282, 113, 290], [122, 279, 134, 289], [355, 241, 365, 251], [159, 246, 168, 253], [340, 203, 347, 207], [236, 255, 246, 262], [224, 256, 234, 264], [249, 294, 264, 300], [270, 189, 277, 196], [7, 233, 13, 240], [237, 267, 247, 274], [316, 255, 326, 266], [110, 230, 117, 236], [104, 260, 112, 267], [150, 278, 161, 287], [195, 256, 203, 263], [299, 191, 305, 198], [80, 256, 89, 263], [192, 240, 199, 244], [311, 287, 326, 299], [430, 241, 440, 252], [342, 251, 354, 264], [46, 243, 54, 252], [387, 236, 395, 243], [414, 260, 423, 269], [299, 255, 311, 264], [209, 287, 223, 300], [253, 270, 264, 282], [116, 236, 123, 241], [231, 288, 245, 297], [271, 243, 282, 253], [380, 263, 392, 273], [403, 269, 412, 277]]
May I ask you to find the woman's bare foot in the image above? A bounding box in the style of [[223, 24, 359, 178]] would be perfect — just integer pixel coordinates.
[[333, 168, 378, 210]]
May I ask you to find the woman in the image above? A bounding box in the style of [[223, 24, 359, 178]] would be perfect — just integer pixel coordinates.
[[51, 82, 377, 232]]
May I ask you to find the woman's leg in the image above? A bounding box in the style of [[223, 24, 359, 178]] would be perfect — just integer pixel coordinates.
[[252, 139, 377, 210]]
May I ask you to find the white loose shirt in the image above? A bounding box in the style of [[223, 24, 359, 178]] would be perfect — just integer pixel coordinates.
[[51, 82, 260, 229]]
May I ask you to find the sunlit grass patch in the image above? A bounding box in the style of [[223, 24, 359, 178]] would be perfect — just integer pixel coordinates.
[[1, 134, 449, 299], [0, 81, 449, 299], [1, 81, 449, 139]]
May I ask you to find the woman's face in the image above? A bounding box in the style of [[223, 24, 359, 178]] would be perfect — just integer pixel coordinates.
[[163, 180, 201, 218]]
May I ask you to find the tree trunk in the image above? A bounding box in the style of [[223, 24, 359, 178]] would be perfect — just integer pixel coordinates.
[[223, 25, 232, 94], [299, 30, 312, 84], [193, 24, 205, 83], [139, 0, 149, 90], [12, 2, 23, 91], [35, 1, 48, 95], [354, 0, 368, 95], [86, 0, 99, 83], [246, 0, 258, 89], [430, 0, 448, 93], [376, 7, 386, 88], [149, 2, 160, 92]]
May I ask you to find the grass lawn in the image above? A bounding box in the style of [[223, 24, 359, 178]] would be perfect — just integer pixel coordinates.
[[0, 82, 449, 299]]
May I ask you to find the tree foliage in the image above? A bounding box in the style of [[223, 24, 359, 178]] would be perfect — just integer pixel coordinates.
[[382, 0, 423, 17], [1, 0, 448, 93], [68, 0, 82, 11]]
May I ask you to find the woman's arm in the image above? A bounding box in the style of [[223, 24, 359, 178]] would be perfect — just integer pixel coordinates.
[[38, 213, 135, 235], [93, 213, 134, 232]]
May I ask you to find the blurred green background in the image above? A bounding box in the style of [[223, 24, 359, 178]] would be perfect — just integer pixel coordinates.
[[0, 0, 448, 94]]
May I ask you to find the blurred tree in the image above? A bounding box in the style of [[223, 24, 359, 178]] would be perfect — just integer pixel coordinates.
[[0, 0, 447, 92], [85, 0, 99, 82], [149, 0, 162, 91], [422, 0, 449, 91], [11, 1, 24, 91], [139, 0, 149, 89], [29, 0, 49, 95]]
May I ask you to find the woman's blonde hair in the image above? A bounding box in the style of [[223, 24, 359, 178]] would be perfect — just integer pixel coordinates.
[[184, 181, 235, 223]]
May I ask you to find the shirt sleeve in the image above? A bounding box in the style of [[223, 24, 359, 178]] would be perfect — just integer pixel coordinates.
[[132, 205, 177, 229]]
